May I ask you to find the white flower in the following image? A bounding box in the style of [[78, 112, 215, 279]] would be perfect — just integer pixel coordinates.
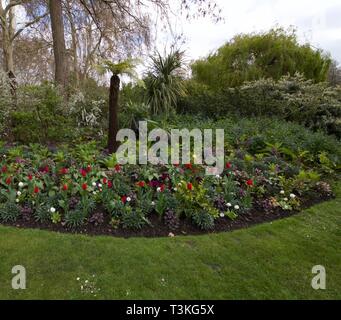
[[220, 212, 225, 218], [18, 182, 24, 188], [284, 198, 288, 202], [173, 188, 177, 192], [290, 193, 296, 199], [280, 190, 285, 195], [17, 191, 22, 196], [126, 197, 132, 202], [151, 201, 155, 206], [76, 277, 80, 281], [227, 203, 232, 208], [216, 175, 221, 179], [234, 205, 240, 210], [98, 184, 102, 188], [157, 187, 162, 192], [92, 182, 97, 187], [16, 199, 19, 203], [50, 207, 56, 213], [93, 191, 97, 195]]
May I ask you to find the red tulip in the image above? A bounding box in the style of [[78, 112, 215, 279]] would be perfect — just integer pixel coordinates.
[[82, 183, 87, 191], [103, 178, 108, 185], [1, 166, 7, 173], [34, 186, 39, 194], [121, 195, 127, 204], [28, 174, 33, 181], [80, 169, 87, 177], [86, 165, 92, 173], [115, 164, 121, 172], [5, 177, 11, 185], [60, 168, 68, 175], [185, 163, 192, 170], [108, 181, 113, 188], [187, 183, 193, 191], [137, 181, 145, 187], [246, 179, 254, 187], [226, 162, 232, 169], [62, 184, 68, 191]]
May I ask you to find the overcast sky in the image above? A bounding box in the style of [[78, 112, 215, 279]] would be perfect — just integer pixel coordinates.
[[160, 0, 341, 64]]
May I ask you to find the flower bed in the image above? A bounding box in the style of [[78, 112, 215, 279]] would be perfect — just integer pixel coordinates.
[[0, 144, 337, 237]]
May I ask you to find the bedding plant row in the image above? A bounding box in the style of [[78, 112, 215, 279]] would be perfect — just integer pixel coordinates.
[[0, 140, 339, 236]]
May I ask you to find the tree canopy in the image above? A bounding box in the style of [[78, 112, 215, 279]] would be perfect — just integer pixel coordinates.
[[191, 28, 331, 89]]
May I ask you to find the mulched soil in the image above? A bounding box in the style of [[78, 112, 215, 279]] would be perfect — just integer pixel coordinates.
[[0, 193, 333, 238]]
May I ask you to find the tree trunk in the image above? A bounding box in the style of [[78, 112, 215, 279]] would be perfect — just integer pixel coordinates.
[[108, 74, 120, 154], [49, 0, 68, 91], [3, 35, 14, 74], [3, 37, 16, 96], [1, 3, 17, 99], [65, 1, 79, 87], [71, 28, 80, 87]]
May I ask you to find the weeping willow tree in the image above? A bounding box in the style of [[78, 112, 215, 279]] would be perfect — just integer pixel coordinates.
[[145, 50, 186, 116], [192, 27, 331, 89], [98, 59, 140, 153]]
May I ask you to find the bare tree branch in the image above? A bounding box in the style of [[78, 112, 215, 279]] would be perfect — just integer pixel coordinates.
[[12, 12, 49, 41]]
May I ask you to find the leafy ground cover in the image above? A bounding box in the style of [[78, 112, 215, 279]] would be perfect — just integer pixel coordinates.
[[0, 116, 339, 235], [0, 133, 338, 235], [0, 182, 340, 300]]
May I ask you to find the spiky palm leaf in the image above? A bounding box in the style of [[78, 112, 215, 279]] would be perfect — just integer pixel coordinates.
[[145, 50, 186, 116], [97, 58, 143, 86]]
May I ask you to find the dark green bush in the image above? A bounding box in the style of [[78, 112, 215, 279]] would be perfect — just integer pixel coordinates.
[[10, 83, 74, 143], [11, 112, 41, 143], [178, 75, 341, 138], [11, 111, 76, 144], [164, 114, 341, 162], [9, 83, 105, 144]]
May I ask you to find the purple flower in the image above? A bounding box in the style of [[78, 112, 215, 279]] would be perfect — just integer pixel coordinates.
[[239, 188, 246, 198]]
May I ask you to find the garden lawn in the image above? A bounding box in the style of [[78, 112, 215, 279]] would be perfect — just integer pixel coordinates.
[[0, 184, 340, 300]]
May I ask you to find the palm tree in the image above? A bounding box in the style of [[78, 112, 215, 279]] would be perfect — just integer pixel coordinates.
[[98, 59, 140, 153], [145, 50, 186, 116]]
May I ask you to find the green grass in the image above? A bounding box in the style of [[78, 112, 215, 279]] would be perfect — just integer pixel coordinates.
[[0, 185, 340, 300]]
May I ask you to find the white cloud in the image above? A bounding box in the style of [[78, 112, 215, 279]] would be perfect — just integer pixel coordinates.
[[158, 0, 341, 63]]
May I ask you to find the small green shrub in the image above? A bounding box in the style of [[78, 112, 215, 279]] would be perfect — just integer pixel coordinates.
[[11, 112, 41, 143], [65, 210, 87, 228], [192, 210, 215, 230], [121, 207, 149, 229], [0, 202, 21, 222], [34, 205, 51, 223]]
